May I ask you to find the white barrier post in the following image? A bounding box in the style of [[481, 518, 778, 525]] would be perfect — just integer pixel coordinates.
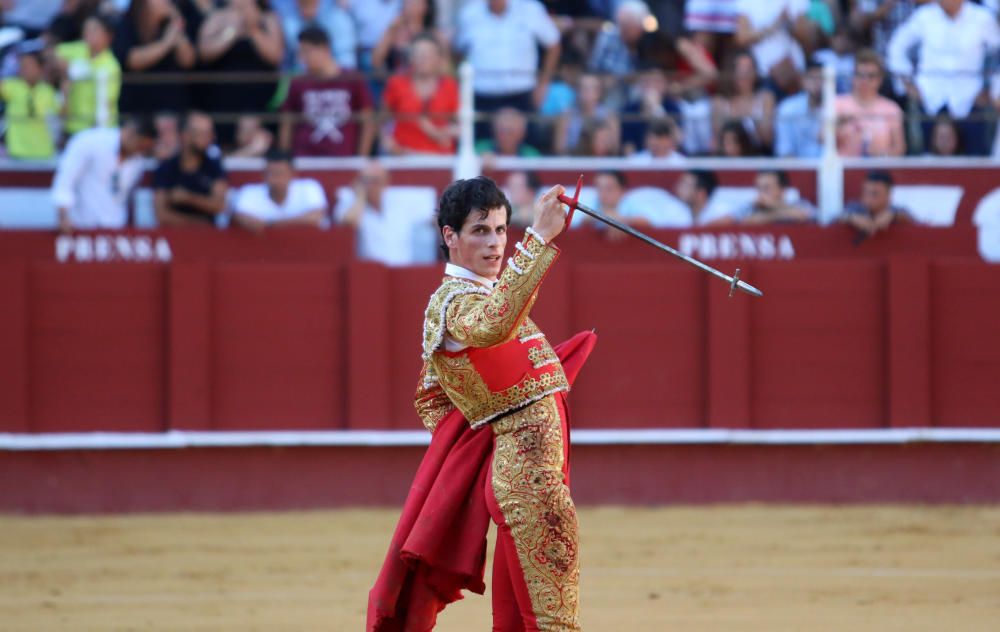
[[453, 61, 481, 181], [818, 63, 843, 225]]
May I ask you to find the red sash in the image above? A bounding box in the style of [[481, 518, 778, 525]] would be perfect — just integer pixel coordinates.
[[366, 331, 597, 631]]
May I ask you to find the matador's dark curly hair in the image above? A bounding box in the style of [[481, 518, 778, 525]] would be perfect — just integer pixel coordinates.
[[436, 176, 512, 261]]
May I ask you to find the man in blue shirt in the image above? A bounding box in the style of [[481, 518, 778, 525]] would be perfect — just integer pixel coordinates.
[[774, 60, 824, 158]]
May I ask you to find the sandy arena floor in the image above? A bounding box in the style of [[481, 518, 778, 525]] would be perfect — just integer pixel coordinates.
[[1, 506, 998, 631]]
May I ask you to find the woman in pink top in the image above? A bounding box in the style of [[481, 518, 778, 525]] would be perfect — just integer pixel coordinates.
[[834, 48, 906, 157]]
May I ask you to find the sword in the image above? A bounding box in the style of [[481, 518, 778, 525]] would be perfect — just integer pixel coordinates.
[[557, 175, 764, 299]]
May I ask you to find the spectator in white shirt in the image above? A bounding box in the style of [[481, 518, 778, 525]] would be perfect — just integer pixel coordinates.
[[887, 0, 1000, 155], [51, 117, 157, 232], [627, 117, 686, 164], [674, 169, 721, 225], [335, 160, 438, 265], [232, 149, 328, 232], [454, 0, 561, 134], [733, 0, 812, 96]]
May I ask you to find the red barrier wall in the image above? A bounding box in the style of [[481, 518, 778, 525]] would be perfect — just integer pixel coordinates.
[[1, 254, 999, 432], [3, 442, 1000, 513]]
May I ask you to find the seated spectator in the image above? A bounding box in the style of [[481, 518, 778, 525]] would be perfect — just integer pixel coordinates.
[[382, 34, 458, 155], [455, 0, 560, 136], [278, 0, 357, 71], [0, 43, 58, 160], [56, 13, 121, 135], [372, 0, 439, 73], [198, 0, 284, 147], [575, 118, 621, 157], [538, 48, 582, 121], [620, 65, 682, 154], [229, 114, 274, 157], [572, 170, 663, 232], [232, 149, 327, 232], [711, 50, 775, 153], [774, 59, 823, 158], [153, 111, 180, 161], [113, 0, 197, 116], [553, 72, 618, 156], [474, 107, 540, 156], [334, 160, 437, 266], [152, 111, 228, 227], [51, 117, 157, 231], [927, 113, 961, 157], [587, 169, 684, 229], [835, 48, 904, 157], [674, 169, 721, 226], [633, 31, 718, 156], [588, 0, 650, 78], [578, 169, 630, 235], [888, 0, 1000, 156], [716, 118, 759, 157], [733, 0, 812, 95], [503, 169, 541, 227], [627, 117, 685, 164], [737, 169, 814, 225], [280, 26, 374, 156], [840, 169, 911, 237]]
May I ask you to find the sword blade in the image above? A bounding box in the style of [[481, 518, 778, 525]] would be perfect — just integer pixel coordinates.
[[561, 197, 764, 298]]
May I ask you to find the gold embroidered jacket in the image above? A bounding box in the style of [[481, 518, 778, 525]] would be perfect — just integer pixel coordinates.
[[414, 232, 569, 432]]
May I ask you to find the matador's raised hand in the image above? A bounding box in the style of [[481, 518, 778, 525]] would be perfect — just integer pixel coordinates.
[[530, 184, 567, 244]]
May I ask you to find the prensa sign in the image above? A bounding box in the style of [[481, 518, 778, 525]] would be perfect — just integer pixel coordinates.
[[678, 233, 796, 260], [55, 235, 173, 263]]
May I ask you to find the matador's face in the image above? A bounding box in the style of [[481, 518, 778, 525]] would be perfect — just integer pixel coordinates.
[[444, 207, 508, 282]]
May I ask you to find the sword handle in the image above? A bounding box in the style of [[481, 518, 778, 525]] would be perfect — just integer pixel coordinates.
[[558, 174, 584, 225]]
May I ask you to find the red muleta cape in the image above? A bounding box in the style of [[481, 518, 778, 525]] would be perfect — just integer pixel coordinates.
[[366, 331, 597, 631]]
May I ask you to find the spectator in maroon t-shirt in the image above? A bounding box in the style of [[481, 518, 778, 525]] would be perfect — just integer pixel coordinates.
[[279, 25, 375, 157]]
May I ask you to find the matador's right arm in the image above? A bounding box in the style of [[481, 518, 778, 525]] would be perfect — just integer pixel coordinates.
[[444, 229, 559, 349]]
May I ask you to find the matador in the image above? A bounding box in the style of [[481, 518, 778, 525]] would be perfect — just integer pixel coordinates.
[[368, 176, 596, 631]]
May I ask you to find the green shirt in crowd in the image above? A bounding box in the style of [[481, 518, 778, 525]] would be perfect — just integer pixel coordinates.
[[0, 78, 58, 159], [55, 41, 121, 134]]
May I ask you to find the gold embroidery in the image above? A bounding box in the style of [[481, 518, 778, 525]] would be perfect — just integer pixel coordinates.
[[413, 362, 454, 433], [430, 348, 569, 428], [417, 235, 566, 429], [528, 344, 560, 369], [445, 235, 558, 350], [491, 396, 581, 631], [421, 280, 489, 361]]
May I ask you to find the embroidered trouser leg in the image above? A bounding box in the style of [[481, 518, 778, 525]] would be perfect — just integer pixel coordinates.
[[486, 395, 581, 632]]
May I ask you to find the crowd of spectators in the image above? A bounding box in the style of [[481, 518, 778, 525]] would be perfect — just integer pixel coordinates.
[[4, 0, 1000, 161], [4, 0, 990, 262]]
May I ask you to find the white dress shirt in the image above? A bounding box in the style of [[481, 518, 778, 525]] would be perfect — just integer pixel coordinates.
[[887, 1, 1000, 117], [234, 179, 328, 223], [334, 187, 437, 266], [51, 127, 146, 229], [455, 0, 560, 95]]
